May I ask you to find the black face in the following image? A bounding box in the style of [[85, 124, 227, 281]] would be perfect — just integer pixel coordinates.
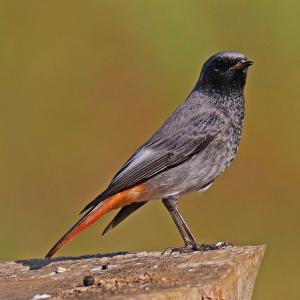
[[198, 51, 253, 91]]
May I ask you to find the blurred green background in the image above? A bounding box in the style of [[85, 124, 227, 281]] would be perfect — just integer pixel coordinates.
[[0, 1, 299, 299]]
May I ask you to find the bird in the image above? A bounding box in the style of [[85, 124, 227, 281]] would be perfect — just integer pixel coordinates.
[[45, 51, 253, 258]]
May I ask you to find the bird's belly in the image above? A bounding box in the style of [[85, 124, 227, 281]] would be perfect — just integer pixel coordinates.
[[146, 141, 236, 199]]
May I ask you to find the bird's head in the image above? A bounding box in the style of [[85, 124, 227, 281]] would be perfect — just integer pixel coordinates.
[[198, 51, 253, 92]]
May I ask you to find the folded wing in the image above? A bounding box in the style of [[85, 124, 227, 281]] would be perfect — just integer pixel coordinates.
[[80, 111, 228, 214]]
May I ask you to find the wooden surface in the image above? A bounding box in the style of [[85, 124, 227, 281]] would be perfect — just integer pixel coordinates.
[[0, 245, 265, 300]]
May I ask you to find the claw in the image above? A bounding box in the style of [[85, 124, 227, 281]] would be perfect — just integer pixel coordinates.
[[194, 242, 233, 251], [163, 242, 233, 254], [163, 244, 194, 254]]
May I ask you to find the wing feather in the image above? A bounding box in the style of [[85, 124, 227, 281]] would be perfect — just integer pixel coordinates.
[[80, 111, 227, 213]]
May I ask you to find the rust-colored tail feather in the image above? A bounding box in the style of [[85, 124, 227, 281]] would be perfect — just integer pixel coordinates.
[[45, 184, 146, 258], [45, 202, 107, 258]]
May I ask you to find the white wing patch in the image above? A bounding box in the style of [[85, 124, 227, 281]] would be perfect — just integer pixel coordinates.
[[128, 148, 153, 168], [114, 148, 153, 181]]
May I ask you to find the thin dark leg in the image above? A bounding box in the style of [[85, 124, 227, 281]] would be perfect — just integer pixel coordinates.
[[162, 196, 198, 249], [162, 196, 233, 252]]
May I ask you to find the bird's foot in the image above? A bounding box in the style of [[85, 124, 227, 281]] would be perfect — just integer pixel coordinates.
[[193, 241, 233, 251], [163, 241, 233, 254], [163, 243, 195, 254]]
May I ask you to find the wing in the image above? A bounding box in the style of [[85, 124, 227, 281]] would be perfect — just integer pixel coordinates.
[[80, 111, 227, 213]]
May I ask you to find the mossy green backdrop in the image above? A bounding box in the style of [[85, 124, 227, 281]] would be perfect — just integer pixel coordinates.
[[0, 1, 299, 299]]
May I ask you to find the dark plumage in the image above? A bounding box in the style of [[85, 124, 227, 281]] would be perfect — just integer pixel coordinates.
[[46, 51, 252, 258]]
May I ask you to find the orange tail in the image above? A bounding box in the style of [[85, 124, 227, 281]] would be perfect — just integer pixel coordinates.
[[45, 184, 146, 258]]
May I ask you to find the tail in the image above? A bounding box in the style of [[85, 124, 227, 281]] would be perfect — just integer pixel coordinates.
[[45, 184, 146, 258]]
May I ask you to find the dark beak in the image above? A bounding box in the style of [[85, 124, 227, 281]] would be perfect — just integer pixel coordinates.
[[242, 60, 253, 67], [230, 59, 253, 70]]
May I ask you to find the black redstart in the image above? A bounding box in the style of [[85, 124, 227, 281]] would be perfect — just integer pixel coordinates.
[[46, 51, 253, 258]]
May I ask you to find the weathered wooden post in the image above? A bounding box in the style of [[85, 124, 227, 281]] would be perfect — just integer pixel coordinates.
[[0, 245, 265, 300]]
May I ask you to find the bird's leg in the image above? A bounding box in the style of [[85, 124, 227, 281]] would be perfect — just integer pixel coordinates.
[[162, 196, 233, 253], [162, 196, 199, 252]]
